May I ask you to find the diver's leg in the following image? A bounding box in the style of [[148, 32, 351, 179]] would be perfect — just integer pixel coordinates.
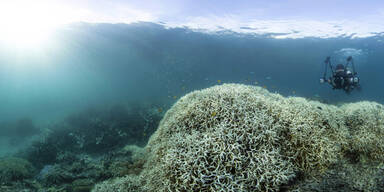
[[345, 85, 351, 94]]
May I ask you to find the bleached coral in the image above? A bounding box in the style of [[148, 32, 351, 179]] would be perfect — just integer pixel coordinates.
[[92, 175, 143, 192], [275, 97, 348, 174], [140, 84, 345, 191], [341, 101, 384, 161], [92, 84, 384, 191], [123, 144, 147, 162]]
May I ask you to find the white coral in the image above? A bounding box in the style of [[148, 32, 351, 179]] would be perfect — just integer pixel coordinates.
[[141, 84, 345, 191], [93, 84, 384, 192]]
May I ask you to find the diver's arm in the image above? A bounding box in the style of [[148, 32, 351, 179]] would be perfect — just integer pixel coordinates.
[[320, 56, 332, 83], [346, 56, 357, 75]]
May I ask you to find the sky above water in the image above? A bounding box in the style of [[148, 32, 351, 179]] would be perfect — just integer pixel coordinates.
[[14, 0, 381, 21], [0, 0, 383, 41]]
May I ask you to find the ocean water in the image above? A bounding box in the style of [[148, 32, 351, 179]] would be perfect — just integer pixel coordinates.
[[0, 22, 384, 190], [1, 22, 382, 123]]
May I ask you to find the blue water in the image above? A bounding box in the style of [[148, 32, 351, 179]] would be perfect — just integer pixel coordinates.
[[0, 22, 383, 154]]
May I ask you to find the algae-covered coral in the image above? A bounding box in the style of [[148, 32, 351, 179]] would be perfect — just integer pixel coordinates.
[[93, 84, 384, 192], [0, 102, 162, 191], [0, 157, 36, 185]]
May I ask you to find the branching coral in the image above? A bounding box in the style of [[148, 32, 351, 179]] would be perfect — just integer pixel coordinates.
[[92, 175, 143, 192], [275, 97, 348, 174], [92, 84, 384, 192], [341, 102, 384, 161], [139, 84, 345, 191]]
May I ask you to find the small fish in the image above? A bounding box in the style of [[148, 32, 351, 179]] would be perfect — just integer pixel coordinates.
[[250, 71, 255, 74], [181, 86, 186, 91], [217, 80, 222, 83], [158, 108, 163, 113], [263, 85, 267, 89], [292, 91, 296, 94], [173, 96, 177, 99], [265, 76, 272, 80], [254, 81, 258, 85], [211, 111, 217, 117]]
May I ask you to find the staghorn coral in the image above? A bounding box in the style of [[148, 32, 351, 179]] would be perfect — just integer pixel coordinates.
[[275, 97, 348, 175], [108, 145, 147, 177], [289, 159, 384, 191], [92, 175, 143, 192], [139, 84, 345, 191], [92, 145, 148, 192], [341, 101, 384, 161], [92, 83, 384, 191]]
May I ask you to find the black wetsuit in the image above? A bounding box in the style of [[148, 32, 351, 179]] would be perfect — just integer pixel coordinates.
[[322, 56, 360, 93], [331, 70, 354, 92]]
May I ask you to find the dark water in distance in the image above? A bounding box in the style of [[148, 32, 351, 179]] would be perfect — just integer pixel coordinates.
[[0, 22, 383, 124]]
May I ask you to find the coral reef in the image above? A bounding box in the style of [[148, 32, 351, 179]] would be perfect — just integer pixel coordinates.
[[0, 144, 146, 191], [0, 102, 162, 191], [0, 157, 36, 185], [92, 145, 147, 192], [92, 83, 384, 192], [275, 97, 348, 174], [341, 101, 384, 161], [290, 159, 384, 191], [2, 84, 384, 192], [31, 144, 147, 191], [92, 175, 143, 192], [20, 103, 162, 169], [108, 145, 147, 177], [140, 84, 348, 191]]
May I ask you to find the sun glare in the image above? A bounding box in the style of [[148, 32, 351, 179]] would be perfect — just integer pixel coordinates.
[[0, 1, 78, 50]]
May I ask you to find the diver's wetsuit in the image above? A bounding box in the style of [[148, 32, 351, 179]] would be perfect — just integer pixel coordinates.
[[321, 56, 360, 94]]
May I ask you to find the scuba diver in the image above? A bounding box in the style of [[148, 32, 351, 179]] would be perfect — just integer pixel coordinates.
[[320, 56, 360, 93]]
